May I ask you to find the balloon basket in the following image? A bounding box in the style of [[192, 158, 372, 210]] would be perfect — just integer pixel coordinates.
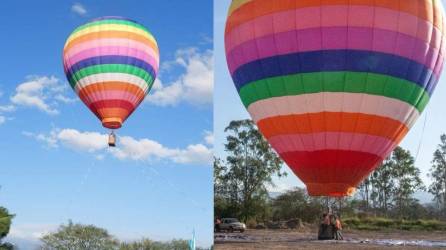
[[108, 131, 116, 147]]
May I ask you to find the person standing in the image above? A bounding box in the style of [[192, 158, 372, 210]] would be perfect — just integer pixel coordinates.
[[334, 215, 343, 240]]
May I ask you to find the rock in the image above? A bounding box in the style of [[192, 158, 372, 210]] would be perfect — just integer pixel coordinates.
[[286, 219, 302, 229], [266, 221, 281, 229]]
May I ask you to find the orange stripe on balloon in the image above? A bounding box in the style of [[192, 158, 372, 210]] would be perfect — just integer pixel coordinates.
[[64, 31, 158, 53], [256, 112, 409, 142], [226, 0, 443, 34], [91, 107, 134, 127], [78, 82, 146, 100]]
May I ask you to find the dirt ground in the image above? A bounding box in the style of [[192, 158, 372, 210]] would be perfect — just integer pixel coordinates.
[[214, 229, 446, 249]]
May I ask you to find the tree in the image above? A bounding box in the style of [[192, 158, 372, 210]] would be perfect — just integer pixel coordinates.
[[119, 238, 190, 250], [429, 134, 446, 219], [40, 221, 118, 250], [357, 177, 371, 212], [357, 146, 425, 218], [389, 147, 424, 218], [0, 207, 14, 250], [369, 158, 394, 215], [215, 119, 286, 222], [272, 188, 324, 223]]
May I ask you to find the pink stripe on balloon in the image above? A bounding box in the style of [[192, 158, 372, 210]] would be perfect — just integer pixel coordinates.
[[64, 38, 159, 62], [225, 5, 444, 54], [80, 90, 141, 107], [268, 132, 396, 158], [226, 27, 443, 75], [64, 46, 159, 73]]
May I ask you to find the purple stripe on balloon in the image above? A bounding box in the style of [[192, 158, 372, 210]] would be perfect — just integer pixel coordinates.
[[227, 27, 443, 75], [225, 5, 444, 53], [64, 46, 159, 73]]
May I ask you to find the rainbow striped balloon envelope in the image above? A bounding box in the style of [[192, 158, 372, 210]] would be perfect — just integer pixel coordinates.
[[63, 16, 159, 129], [225, 0, 446, 196]]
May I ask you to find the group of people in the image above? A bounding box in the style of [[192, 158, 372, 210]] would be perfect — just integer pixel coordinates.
[[318, 213, 343, 240]]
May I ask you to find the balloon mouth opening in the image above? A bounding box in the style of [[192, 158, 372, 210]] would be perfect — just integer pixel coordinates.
[[306, 183, 356, 197], [102, 117, 122, 129]]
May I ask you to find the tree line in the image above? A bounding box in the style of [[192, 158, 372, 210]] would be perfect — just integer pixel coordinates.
[[0, 216, 203, 250], [214, 120, 446, 225]]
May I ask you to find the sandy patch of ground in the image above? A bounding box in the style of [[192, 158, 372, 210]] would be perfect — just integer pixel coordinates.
[[214, 229, 446, 249]]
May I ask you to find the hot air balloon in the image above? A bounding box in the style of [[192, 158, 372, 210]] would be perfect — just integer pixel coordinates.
[[225, 1, 446, 197], [63, 16, 159, 146]]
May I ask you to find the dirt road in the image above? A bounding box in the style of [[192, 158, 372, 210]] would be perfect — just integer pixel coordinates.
[[214, 229, 446, 249]]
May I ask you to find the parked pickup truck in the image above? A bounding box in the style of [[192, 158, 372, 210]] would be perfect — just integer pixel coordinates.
[[215, 218, 246, 233]]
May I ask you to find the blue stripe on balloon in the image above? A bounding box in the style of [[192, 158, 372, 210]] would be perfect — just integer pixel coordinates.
[[66, 55, 156, 81], [232, 50, 438, 95]]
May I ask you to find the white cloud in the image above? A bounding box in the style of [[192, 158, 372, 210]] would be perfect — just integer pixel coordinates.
[[8, 224, 57, 240], [54, 94, 77, 104], [26, 128, 213, 166], [204, 131, 214, 145], [147, 48, 213, 106], [0, 104, 15, 125], [171, 144, 213, 165], [10, 76, 73, 115], [95, 154, 105, 160], [0, 105, 15, 112], [110, 136, 174, 161], [147, 79, 183, 106], [57, 129, 107, 152], [22, 131, 58, 148], [24, 129, 107, 151], [71, 3, 87, 16]]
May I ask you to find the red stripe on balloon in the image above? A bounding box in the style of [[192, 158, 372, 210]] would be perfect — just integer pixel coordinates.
[[281, 150, 383, 190]]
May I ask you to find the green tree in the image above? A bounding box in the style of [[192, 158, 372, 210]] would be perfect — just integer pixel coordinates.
[[215, 120, 286, 222], [272, 188, 324, 223], [369, 158, 394, 215], [119, 238, 190, 250], [214, 157, 230, 218], [0, 207, 14, 250], [40, 221, 118, 250], [357, 177, 371, 212], [428, 134, 446, 219], [389, 147, 425, 218]]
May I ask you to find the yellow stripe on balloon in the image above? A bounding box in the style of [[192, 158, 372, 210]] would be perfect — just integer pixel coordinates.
[[65, 24, 157, 46], [228, 0, 252, 16]]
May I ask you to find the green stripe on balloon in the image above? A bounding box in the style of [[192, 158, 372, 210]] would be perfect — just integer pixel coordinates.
[[239, 71, 430, 113], [69, 64, 154, 89]]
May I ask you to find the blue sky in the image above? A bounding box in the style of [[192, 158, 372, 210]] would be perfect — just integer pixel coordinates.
[[0, 1, 213, 248], [214, 0, 446, 202]]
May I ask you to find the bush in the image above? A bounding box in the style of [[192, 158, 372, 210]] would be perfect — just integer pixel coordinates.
[[286, 219, 302, 229], [373, 217, 393, 227], [246, 219, 257, 229], [342, 216, 446, 231], [343, 217, 360, 227]]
